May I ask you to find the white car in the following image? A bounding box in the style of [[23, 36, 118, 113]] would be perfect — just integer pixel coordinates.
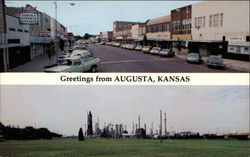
[[186, 53, 202, 63], [127, 44, 136, 50], [150, 47, 161, 55], [135, 45, 143, 51], [159, 49, 175, 57], [142, 46, 151, 53], [70, 49, 90, 57]]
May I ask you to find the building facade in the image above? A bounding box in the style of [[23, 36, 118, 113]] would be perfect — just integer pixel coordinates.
[[171, 5, 192, 41], [100, 31, 113, 42], [0, 0, 6, 71], [113, 21, 139, 39], [131, 23, 146, 41], [146, 15, 171, 48], [191, 1, 249, 59], [171, 5, 192, 53], [6, 15, 30, 69]]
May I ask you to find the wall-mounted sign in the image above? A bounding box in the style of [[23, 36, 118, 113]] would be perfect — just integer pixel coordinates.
[[20, 13, 39, 25]]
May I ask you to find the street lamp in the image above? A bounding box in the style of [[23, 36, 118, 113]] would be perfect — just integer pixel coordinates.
[[53, 0, 58, 59]]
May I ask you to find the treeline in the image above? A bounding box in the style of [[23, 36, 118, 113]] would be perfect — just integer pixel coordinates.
[[0, 122, 62, 140]]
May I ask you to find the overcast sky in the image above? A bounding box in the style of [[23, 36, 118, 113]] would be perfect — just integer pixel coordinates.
[[6, 1, 199, 35], [0, 85, 249, 136]]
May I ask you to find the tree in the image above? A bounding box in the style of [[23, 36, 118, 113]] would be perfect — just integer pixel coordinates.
[[78, 128, 84, 141], [176, 39, 182, 51], [59, 39, 64, 51], [83, 33, 92, 40], [45, 43, 55, 66]]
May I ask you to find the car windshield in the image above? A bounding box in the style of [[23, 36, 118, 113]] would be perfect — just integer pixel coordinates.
[[210, 56, 221, 60], [62, 59, 73, 66], [162, 49, 169, 52], [153, 48, 160, 50], [188, 53, 199, 57]]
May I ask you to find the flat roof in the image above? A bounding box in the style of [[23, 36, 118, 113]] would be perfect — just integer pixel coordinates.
[[147, 15, 170, 25]]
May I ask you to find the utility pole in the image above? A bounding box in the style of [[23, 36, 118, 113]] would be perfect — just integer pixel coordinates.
[[160, 110, 162, 143], [54, 0, 58, 60]]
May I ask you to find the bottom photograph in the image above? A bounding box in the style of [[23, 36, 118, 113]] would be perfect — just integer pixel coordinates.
[[0, 85, 249, 157]]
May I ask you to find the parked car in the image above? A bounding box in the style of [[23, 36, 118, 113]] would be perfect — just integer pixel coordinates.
[[159, 49, 175, 57], [127, 44, 136, 50], [44, 53, 100, 72], [112, 42, 121, 47], [56, 53, 71, 65], [135, 45, 143, 51], [106, 42, 113, 46], [121, 44, 128, 49], [70, 49, 90, 57], [207, 55, 225, 68], [186, 53, 202, 63], [74, 45, 87, 50], [150, 47, 161, 55], [142, 46, 152, 53]]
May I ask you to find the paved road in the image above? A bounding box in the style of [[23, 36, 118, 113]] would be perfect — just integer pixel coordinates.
[[88, 44, 238, 72]]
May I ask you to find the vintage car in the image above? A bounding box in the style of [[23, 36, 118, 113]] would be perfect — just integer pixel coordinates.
[[127, 44, 137, 50], [44, 53, 100, 72], [207, 55, 225, 68], [141, 46, 152, 53], [135, 45, 143, 51], [186, 53, 202, 63], [159, 49, 175, 57], [70, 49, 90, 57], [150, 47, 161, 55]]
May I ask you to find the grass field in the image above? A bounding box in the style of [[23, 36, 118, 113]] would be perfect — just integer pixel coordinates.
[[0, 139, 249, 157]]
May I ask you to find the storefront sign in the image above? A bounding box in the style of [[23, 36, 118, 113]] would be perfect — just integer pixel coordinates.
[[20, 13, 39, 25]]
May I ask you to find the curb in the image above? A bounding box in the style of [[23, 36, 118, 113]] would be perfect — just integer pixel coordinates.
[[175, 54, 250, 72]]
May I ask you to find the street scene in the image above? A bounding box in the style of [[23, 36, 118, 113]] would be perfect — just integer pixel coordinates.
[[0, 85, 249, 157], [0, 1, 249, 72]]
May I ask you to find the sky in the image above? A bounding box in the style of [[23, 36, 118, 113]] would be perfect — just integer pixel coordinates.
[[0, 85, 249, 136], [6, 1, 200, 35]]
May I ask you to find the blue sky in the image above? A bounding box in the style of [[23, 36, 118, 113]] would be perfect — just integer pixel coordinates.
[[6, 1, 199, 35], [1, 85, 249, 136]]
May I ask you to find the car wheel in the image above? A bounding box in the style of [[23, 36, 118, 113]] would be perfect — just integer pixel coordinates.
[[91, 66, 97, 72]]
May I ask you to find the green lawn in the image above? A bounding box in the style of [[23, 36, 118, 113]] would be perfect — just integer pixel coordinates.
[[0, 139, 249, 157]]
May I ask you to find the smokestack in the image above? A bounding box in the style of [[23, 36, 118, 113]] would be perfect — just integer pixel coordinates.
[[132, 122, 134, 134], [97, 117, 99, 129], [138, 115, 140, 129], [144, 124, 146, 134], [160, 110, 162, 143], [164, 112, 167, 134], [151, 122, 154, 136]]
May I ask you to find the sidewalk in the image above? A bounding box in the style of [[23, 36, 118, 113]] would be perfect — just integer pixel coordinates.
[[175, 52, 250, 72], [10, 46, 70, 72], [10, 54, 57, 72]]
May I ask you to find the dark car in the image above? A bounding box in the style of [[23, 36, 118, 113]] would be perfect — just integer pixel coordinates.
[[207, 55, 225, 68]]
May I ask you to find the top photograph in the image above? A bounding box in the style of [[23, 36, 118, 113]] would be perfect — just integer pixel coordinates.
[[0, 0, 249, 73]]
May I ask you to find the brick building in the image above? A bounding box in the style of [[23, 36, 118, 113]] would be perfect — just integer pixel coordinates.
[[171, 5, 192, 53]]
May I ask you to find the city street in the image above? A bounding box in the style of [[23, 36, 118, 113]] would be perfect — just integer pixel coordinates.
[[88, 44, 238, 72]]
